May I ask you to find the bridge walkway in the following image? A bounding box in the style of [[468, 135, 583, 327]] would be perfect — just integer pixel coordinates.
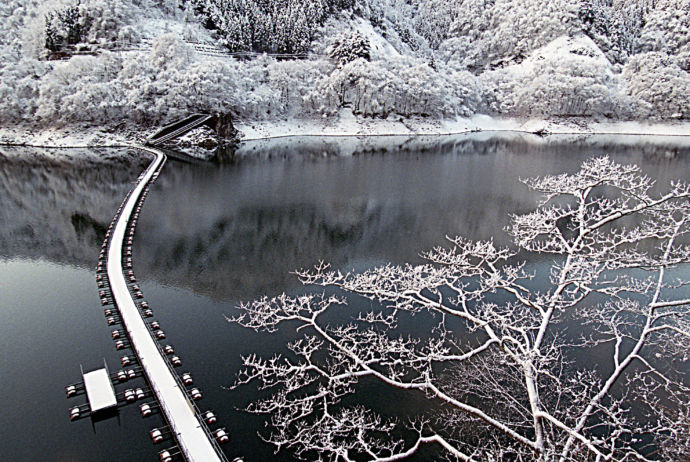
[[106, 145, 227, 462], [146, 114, 215, 146]]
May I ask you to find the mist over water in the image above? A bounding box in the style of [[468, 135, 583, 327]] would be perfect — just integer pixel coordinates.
[[1, 135, 688, 461]]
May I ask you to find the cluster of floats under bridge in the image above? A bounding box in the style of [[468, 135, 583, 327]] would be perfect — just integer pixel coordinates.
[[65, 116, 241, 462]]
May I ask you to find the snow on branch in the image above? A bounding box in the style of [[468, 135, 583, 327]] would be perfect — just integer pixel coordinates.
[[230, 157, 690, 461]]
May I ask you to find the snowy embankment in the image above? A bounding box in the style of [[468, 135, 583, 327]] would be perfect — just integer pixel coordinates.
[[0, 125, 140, 148], [235, 111, 690, 141], [2, 112, 689, 149]]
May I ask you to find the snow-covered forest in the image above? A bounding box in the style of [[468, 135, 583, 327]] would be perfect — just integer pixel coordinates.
[[0, 0, 688, 133]]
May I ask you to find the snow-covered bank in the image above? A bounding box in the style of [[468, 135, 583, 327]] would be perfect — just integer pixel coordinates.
[[0, 125, 147, 148], [235, 113, 690, 141], [2, 113, 690, 149]]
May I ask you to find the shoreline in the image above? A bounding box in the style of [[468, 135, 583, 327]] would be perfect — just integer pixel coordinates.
[[1, 114, 689, 149], [235, 113, 690, 141]]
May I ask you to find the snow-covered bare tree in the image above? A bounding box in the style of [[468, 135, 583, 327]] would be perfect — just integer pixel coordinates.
[[231, 156, 690, 461]]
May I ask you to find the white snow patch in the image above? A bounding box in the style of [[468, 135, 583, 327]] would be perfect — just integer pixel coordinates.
[[352, 17, 401, 60], [0, 125, 146, 147], [140, 16, 218, 46], [235, 111, 690, 142], [520, 34, 611, 71]]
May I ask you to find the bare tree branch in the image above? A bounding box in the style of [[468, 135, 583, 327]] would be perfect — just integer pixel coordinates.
[[230, 157, 690, 461]]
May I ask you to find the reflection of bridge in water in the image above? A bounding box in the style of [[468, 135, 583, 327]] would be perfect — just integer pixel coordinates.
[[99, 146, 230, 461]]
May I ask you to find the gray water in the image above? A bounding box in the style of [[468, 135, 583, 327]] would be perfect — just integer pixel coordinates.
[[1, 134, 688, 461]]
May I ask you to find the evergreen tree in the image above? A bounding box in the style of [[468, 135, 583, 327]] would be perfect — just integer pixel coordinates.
[[44, 2, 88, 53], [187, 0, 337, 54], [328, 31, 372, 65]]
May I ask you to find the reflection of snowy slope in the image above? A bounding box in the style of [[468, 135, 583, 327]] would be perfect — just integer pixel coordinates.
[[2, 138, 688, 302], [134, 135, 690, 300], [0, 148, 146, 265]]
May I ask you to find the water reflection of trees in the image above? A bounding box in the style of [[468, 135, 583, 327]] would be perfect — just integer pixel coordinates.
[[140, 136, 689, 299], [225, 132, 689, 164], [1, 138, 688, 302], [0, 148, 146, 265]]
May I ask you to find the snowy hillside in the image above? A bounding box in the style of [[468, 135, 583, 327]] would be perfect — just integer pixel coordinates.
[[0, 0, 688, 142]]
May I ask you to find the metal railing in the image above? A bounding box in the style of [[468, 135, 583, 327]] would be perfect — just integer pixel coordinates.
[[50, 39, 313, 62]]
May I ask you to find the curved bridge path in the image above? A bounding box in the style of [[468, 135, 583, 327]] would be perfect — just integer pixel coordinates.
[[107, 146, 225, 462]]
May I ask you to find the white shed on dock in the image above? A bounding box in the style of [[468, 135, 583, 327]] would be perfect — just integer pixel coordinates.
[[83, 367, 117, 412]]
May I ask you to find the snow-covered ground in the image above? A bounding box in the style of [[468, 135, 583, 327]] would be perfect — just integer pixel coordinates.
[[0, 125, 141, 148], [2, 111, 689, 149], [235, 111, 690, 141]]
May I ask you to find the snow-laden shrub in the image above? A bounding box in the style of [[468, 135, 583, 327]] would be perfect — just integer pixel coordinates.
[[0, 58, 50, 124], [308, 56, 481, 118], [35, 53, 125, 126], [34, 34, 198, 126], [149, 33, 195, 68], [309, 58, 398, 116], [162, 58, 282, 121], [116, 35, 265, 123], [117, 35, 238, 124], [484, 35, 620, 117], [267, 59, 330, 116], [622, 51, 690, 119]]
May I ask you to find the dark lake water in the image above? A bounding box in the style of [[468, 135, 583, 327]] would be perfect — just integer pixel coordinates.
[[1, 134, 689, 461]]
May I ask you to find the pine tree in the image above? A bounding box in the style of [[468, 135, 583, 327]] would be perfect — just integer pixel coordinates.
[[191, 0, 338, 54], [328, 31, 371, 66], [44, 11, 59, 52], [43, 2, 88, 53]]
